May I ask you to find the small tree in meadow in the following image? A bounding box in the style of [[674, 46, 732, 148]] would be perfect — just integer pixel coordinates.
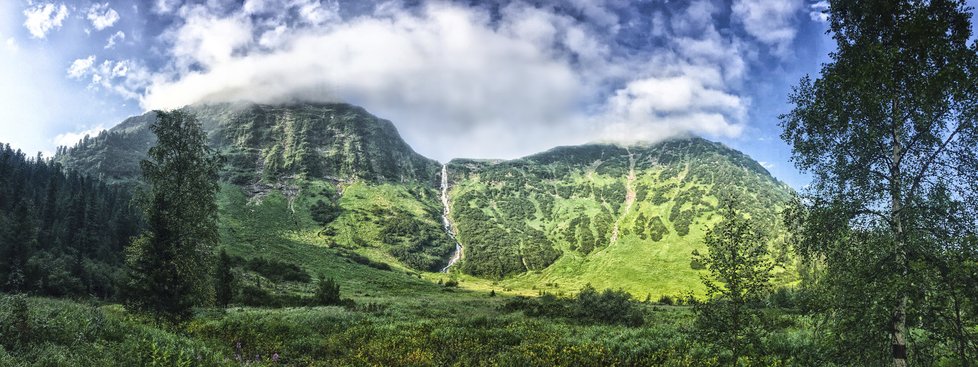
[[314, 274, 341, 306], [214, 248, 236, 308], [693, 201, 773, 364]]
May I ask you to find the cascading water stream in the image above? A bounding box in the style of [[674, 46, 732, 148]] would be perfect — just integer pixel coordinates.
[[440, 164, 463, 272]]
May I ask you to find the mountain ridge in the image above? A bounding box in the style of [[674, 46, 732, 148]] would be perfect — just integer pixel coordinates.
[[56, 101, 795, 295], [56, 102, 440, 186]]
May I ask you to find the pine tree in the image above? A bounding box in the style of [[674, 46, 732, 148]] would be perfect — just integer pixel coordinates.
[[125, 110, 222, 322], [314, 274, 341, 306], [214, 248, 236, 308]]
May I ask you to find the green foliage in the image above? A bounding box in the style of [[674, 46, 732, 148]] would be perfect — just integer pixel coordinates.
[[339, 251, 393, 271], [243, 256, 311, 283], [448, 138, 792, 293], [0, 295, 225, 366], [314, 274, 342, 306], [573, 285, 645, 327], [781, 0, 978, 365], [0, 144, 141, 299], [125, 110, 222, 322], [214, 249, 236, 308], [310, 198, 341, 225], [657, 295, 674, 306], [693, 202, 774, 364], [504, 285, 644, 327]]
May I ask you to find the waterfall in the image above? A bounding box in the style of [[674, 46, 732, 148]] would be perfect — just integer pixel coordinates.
[[440, 164, 463, 272]]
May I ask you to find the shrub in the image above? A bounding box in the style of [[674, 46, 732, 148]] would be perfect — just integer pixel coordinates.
[[314, 275, 341, 306], [244, 257, 311, 283], [573, 285, 644, 327], [343, 251, 393, 271], [657, 295, 674, 306], [767, 287, 796, 309], [503, 285, 644, 327]]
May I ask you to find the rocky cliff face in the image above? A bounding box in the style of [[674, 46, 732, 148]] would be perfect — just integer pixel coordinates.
[[57, 102, 440, 186]]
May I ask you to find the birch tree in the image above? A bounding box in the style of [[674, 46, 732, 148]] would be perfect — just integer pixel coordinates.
[[781, 0, 978, 365]]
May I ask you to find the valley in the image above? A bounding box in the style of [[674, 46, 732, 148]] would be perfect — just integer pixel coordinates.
[[54, 102, 795, 298], [3, 1, 977, 365]]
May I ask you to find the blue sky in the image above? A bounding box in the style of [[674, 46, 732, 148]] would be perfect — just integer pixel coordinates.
[[0, 0, 975, 189]]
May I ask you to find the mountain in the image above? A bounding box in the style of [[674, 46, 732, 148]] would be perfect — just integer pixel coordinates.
[[56, 102, 440, 186], [57, 102, 456, 272], [57, 102, 795, 296], [444, 138, 795, 295]]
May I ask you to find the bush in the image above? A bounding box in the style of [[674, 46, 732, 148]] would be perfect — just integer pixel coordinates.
[[503, 285, 644, 327], [239, 284, 278, 307], [657, 295, 674, 306], [767, 287, 796, 309], [342, 251, 393, 271], [314, 275, 341, 306], [573, 285, 645, 327], [244, 257, 311, 283], [310, 199, 341, 225]]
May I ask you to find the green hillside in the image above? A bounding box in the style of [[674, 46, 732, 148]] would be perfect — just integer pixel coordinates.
[[56, 102, 456, 272], [56, 103, 795, 297], [445, 139, 796, 297]]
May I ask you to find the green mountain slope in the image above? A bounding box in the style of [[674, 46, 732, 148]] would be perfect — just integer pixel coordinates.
[[445, 138, 795, 296], [57, 102, 455, 272], [57, 102, 795, 297]]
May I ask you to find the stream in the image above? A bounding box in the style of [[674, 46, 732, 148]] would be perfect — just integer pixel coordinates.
[[439, 164, 463, 272]]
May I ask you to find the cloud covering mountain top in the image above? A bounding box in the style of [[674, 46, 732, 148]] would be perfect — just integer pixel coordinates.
[[3, 0, 829, 164]]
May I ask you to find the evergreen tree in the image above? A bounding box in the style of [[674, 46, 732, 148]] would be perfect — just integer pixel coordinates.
[[214, 248, 236, 308], [314, 274, 341, 306], [781, 1, 978, 365], [0, 144, 139, 299], [693, 201, 772, 364], [125, 110, 222, 322]]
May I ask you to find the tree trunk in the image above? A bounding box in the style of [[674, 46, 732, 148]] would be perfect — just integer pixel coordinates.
[[892, 296, 908, 367], [890, 104, 908, 367], [953, 290, 969, 367]]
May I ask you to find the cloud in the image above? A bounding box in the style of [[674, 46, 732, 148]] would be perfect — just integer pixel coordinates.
[[68, 56, 96, 79], [87, 3, 121, 30], [4, 37, 17, 52], [104, 30, 125, 49], [809, 1, 829, 23], [732, 0, 804, 56], [53, 125, 106, 148], [154, 0, 182, 14], [142, 2, 585, 155], [23, 2, 69, 39], [100, 1, 804, 160], [67, 55, 151, 99]]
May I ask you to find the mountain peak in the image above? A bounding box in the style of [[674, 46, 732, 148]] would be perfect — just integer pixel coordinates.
[[57, 102, 440, 185]]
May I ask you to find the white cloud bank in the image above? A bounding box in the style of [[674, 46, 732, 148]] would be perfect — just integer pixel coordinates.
[[23, 2, 69, 39], [125, 1, 804, 160]]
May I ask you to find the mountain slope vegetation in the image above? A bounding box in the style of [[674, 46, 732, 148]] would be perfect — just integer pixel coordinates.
[[55, 102, 794, 296], [445, 138, 795, 295], [56, 103, 456, 273]]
